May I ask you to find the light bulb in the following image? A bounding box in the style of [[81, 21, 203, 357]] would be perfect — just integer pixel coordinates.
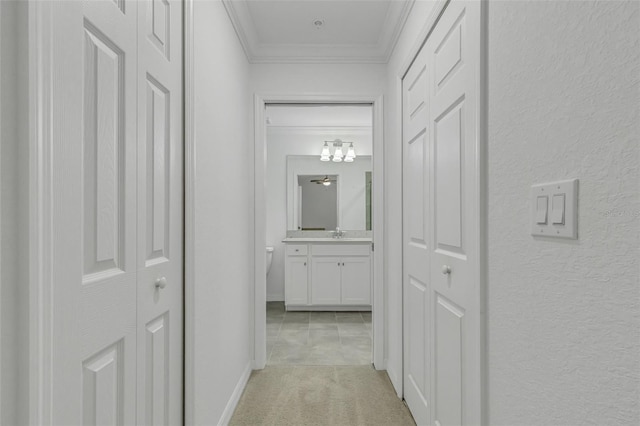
[[322, 181, 331, 186], [345, 143, 356, 160], [320, 155, 331, 162], [320, 142, 330, 158], [344, 156, 354, 163], [333, 146, 343, 162]]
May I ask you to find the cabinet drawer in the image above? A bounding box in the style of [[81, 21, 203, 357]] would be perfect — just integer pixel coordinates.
[[286, 244, 308, 256], [311, 243, 370, 257]]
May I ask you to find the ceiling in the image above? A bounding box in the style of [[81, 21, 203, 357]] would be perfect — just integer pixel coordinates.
[[265, 105, 372, 127], [223, 0, 415, 63]]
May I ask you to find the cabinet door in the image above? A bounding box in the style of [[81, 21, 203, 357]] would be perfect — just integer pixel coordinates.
[[286, 257, 308, 305], [341, 256, 371, 305], [311, 257, 342, 305]]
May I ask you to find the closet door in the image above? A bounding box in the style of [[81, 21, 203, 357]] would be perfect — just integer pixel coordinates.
[[136, 0, 184, 424], [45, 1, 184, 423], [402, 1, 483, 424], [427, 2, 482, 424], [49, 1, 138, 423], [402, 41, 431, 426]]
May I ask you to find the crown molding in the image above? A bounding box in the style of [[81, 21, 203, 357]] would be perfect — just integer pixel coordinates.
[[267, 126, 372, 136], [222, 0, 415, 64]]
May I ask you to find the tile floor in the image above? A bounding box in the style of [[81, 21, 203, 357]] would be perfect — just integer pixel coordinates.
[[266, 302, 372, 366]]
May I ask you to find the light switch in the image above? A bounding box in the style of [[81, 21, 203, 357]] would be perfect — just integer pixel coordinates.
[[551, 194, 565, 225], [536, 196, 548, 224], [531, 179, 578, 239]]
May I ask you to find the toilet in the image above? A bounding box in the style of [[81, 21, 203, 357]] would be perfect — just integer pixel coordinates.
[[266, 246, 274, 275]]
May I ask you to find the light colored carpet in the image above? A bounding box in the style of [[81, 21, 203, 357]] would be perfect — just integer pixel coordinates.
[[229, 365, 416, 426]]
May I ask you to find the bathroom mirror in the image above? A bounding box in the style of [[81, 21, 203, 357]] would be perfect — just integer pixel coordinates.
[[287, 155, 372, 231]]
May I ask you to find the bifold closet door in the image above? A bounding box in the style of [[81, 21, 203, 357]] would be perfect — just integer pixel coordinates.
[[402, 1, 483, 424], [136, 0, 184, 423], [47, 1, 183, 424]]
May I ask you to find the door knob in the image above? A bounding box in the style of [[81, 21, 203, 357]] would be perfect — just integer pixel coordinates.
[[441, 265, 452, 275], [155, 277, 168, 289]]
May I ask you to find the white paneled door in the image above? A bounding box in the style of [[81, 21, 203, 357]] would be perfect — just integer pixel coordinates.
[[402, 1, 483, 425], [48, 1, 183, 424]]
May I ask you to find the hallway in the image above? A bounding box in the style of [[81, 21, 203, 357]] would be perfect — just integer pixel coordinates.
[[1, 1, 637, 425], [229, 365, 415, 426]]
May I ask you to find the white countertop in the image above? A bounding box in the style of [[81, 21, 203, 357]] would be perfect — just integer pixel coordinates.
[[282, 237, 372, 243]]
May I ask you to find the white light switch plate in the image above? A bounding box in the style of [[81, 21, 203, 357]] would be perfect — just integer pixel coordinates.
[[531, 179, 578, 239]]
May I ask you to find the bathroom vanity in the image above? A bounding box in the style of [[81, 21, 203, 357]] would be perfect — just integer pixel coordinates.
[[282, 238, 372, 311]]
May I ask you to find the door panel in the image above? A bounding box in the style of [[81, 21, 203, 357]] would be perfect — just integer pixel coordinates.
[[137, 0, 183, 424], [311, 257, 342, 305], [403, 1, 482, 425], [286, 257, 309, 305], [51, 1, 138, 424], [341, 257, 371, 305], [434, 101, 464, 252], [48, 1, 183, 423], [428, 2, 482, 425], [402, 42, 430, 426], [434, 295, 464, 426], [82, 341, 125, 426]]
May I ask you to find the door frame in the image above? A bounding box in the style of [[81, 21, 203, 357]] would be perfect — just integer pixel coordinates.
[[395, 0, 488, 422], [27, 0, 55, 422], [252, 94, 385, 370]]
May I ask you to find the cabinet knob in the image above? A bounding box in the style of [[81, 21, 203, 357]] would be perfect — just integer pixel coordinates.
[[441, 265, 452, 275], [304, 262, 306, 266]]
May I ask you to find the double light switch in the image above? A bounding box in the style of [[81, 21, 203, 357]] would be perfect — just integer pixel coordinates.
[[531, 179, 578, 239]]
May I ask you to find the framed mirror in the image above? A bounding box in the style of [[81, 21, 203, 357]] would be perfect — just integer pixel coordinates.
[[287, 155, 372, 231]]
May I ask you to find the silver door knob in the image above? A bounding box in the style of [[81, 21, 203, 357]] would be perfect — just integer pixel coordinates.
[[441, 265, 452, 275], [155, 277, 168, 289]]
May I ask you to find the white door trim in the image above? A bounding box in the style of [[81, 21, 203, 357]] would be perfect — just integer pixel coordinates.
[[395, 0, 488, 422], [183, 0, 195, 424], [27, 1, 54, 423], [253, 94, 385, 370]]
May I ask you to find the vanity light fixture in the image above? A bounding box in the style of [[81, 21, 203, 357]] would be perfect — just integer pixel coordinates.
[[319, 139, 356, 163]]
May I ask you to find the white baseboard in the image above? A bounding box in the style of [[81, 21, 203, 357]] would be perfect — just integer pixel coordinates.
[[217, 362, 252, 426], [386, 362, 403, 398]]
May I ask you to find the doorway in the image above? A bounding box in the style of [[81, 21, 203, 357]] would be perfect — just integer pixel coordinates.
[[264, 104, 373, 365], [253, 96, 385, 370]]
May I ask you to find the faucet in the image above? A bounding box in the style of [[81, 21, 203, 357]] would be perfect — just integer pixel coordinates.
[[333, 227, 344, 239]]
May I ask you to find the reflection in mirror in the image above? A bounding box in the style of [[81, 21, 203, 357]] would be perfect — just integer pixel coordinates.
[[287, 155, 372, 231], [298, 175, 338, 230]]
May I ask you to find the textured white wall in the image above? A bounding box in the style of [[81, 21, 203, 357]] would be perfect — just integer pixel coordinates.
[[251, 63, 386, 95], [487, 1, 639, 424], [266, 131, 372, 301], [192, 1, 253, 423]]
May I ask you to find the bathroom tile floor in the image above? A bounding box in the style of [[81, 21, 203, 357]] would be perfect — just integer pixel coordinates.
[[266, 302, 372, 366]]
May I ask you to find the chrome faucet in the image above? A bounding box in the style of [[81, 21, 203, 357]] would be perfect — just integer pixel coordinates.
[[333, 227, 344, 239]]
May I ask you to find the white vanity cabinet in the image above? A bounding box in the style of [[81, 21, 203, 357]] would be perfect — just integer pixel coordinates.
[[283, 240, 371, 311], [284, 244, 309, 306]]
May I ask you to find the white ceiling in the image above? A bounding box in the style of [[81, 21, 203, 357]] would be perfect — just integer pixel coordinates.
[[223, 0, 415, 63], [265, 105, 372, 127]]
